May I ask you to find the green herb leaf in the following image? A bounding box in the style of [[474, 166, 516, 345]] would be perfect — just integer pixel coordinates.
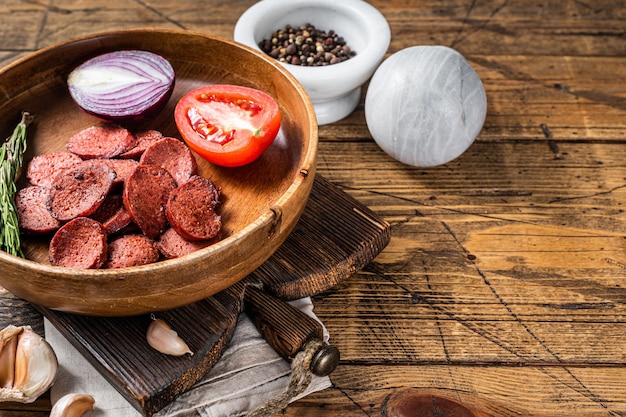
[[0, 112, 34, 257]]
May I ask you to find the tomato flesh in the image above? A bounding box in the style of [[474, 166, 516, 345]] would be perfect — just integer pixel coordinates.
[[187, 107, 236, 145], [175, 85, 281, 167]]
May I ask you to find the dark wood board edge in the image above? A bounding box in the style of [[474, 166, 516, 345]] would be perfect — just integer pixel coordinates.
[[251, 175, 392, 299], [37, 287, 243, 416], [31, 175, 391, 415]]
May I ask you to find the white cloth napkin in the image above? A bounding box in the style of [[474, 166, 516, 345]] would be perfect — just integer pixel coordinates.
[[44, 298, 332, 417]]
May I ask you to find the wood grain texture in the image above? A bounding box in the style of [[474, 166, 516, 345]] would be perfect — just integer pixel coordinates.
[[1, 0, 625, 416], [34, 176, 390, 416], [0, 29, 317, 316], [41, 289, 242, 416], [244, 285, 323, 360]]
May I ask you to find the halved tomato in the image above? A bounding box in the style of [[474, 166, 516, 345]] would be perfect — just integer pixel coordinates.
[[174, 84, 281, 167]]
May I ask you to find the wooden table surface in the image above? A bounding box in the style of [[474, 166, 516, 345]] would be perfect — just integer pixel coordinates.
[[1, 1, 626, 416]]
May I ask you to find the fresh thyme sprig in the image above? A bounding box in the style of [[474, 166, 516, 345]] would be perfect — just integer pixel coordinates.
[[0, 112, 34, 258]]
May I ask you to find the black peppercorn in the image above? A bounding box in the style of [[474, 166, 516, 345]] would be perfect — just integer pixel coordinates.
[[259, 23, 357, 67]]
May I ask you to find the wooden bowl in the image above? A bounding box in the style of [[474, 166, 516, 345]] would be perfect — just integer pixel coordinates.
[[0, 29, 317, 316]]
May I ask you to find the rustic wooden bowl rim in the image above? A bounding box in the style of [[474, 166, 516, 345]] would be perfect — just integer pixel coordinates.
[[0, 28, 318, 315]]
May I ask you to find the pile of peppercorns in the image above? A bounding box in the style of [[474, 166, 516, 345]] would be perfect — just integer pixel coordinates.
[[259, 24, 357, 67]]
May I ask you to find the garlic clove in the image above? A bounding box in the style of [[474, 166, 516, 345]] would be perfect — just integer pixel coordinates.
[[0, 325, 58, 403], [50, 393, 95, 417], [0, 325, 20, 389], [146, 318, 193, 356], [14, 327, 58, 399]]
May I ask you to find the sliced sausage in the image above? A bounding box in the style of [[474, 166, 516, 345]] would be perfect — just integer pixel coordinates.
[[15, 186, 62, 234], [157, 227, 220, 259], [26, 151, 82, 188], [49, 217, 107, 269], [76, 158, 138, 187], [123, 164, 177, 239], [89, 193, 133, 235], [139, 137, 197, 186], [47, 164, 116, 222], [66, 125, 137, 159], [166, 175, 221, 241], [119, 130, 163, 159], [103, 234, 160, 269]]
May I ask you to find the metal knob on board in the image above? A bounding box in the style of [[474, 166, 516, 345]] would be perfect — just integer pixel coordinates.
[[310, 343, 340, 377]]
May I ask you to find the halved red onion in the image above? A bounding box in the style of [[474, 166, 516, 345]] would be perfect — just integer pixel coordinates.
[[67, 50, 175, 124]]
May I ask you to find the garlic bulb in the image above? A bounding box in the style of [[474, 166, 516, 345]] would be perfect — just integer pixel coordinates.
[[365, 45, 487, 167], [146, 318, 193, 356], [50, 393, 95, 417], [0, 325, 58, 403]]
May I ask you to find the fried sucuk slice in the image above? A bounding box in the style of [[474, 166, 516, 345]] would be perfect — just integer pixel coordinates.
[[15, 186, 61, 234], [66, 125, 137, 159], [103, 234, 160, 269], [119, 130, 163, 159], [47, 164, 116, 222], [89, 193, 133, 235], [139, 137, 197, 186], [166, 175, 221, 241], [157, 227, 220, 259], [76, 158, 138, 186], [123, 164, 177, 239], [26, 151, 82, 188], [49, 217, 107, 269]]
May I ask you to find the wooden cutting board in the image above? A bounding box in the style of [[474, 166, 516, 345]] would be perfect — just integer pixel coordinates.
[[40, 175, 391, 416]]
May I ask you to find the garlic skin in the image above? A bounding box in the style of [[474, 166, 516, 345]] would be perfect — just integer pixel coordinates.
[[0, 325, 20, 389], [50, 393, 95, 417], [0, 325, 58, 403], [147, 318, 193, 356]]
